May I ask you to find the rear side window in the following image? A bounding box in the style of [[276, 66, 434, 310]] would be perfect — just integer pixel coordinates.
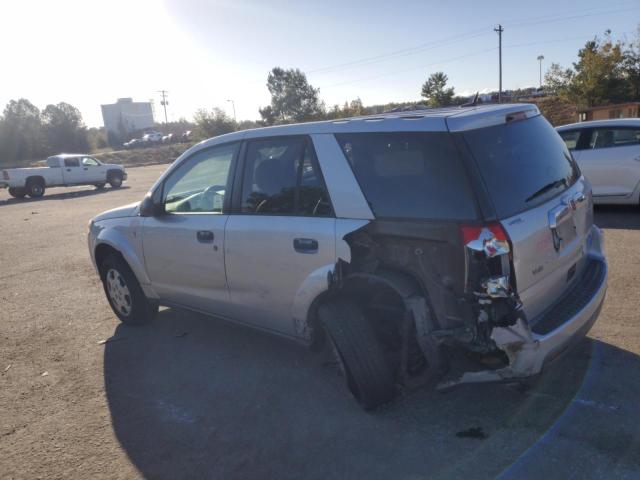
[[240, 137, 332, 216], [464, 115, 580, 219], [588, 128, 640, 149], [64, 158, 80, 167], [335, 132, 477, 220]]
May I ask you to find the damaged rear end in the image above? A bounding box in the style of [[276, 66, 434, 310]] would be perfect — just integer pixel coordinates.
[[327, 106, 607, 393]]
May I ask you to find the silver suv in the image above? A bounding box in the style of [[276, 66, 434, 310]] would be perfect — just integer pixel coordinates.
[[89, 104, 607, 410]]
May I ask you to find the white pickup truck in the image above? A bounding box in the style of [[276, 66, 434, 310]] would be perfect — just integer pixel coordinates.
[[0, 154, 127, 198]]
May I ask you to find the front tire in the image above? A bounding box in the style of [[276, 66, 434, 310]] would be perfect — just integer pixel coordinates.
[[8, 187, 26, 198], [108, 172, 123, 188], [100, 254, 158, 325], [319, 298, 397, 410]]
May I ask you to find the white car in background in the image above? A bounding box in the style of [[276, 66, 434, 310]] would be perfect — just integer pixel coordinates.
[[557, 119, 640, 205], [143, 131, 163, 143]]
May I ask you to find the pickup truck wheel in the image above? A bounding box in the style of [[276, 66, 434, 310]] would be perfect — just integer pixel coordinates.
[[101, 254, 158, 325], [8, 187, 26, 198], [26, 179, 45, 198], [108, 173, 123, 188], [319, 298, 397, 410]]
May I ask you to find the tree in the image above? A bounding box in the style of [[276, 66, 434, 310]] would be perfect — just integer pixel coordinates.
[[545, 34, 627, 107], [193, 107, 237, 139], [0, 99, 44, 164], [623, 27, 640, 100], [420, 72, 455, 107], [42, 102, 89, 153], [259, 67, 324, 124]]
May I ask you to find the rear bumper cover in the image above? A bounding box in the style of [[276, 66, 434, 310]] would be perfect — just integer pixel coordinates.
[[440, 225, 607, 387]]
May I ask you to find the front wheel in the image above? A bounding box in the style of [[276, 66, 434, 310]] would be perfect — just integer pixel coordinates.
[[319, 298, 397, 410], [100, 254, 158, 325], [108, 172, 123, 188], [8, 187, 26, 198]]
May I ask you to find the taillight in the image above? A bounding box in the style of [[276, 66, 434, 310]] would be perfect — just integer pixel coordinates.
[[460, 223, 508, 246], [2, 170, 8, 180]]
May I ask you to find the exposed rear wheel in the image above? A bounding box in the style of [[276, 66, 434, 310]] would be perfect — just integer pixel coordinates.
[[319, 298, 397, 410], [8, 187, 26, 198], [100, 253, 158, 325], [26, 179, 45, 198]]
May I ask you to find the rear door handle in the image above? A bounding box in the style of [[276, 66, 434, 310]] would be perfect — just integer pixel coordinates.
[[293, 238, 318, 253], [197, 230, 214, 243]]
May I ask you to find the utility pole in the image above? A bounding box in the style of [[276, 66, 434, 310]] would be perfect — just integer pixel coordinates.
[[494, 24, 503, 103], [158, 90, 169, 129], [226, 99, 236, 122], [537, 55, 545, 88]]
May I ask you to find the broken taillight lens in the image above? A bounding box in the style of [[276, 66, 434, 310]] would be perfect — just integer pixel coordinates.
[[461, 223, 509, 249]]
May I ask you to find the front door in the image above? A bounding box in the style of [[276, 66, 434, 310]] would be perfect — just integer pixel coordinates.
[[142, 142, 240, 316], [80, 156, 106, 183], [224, 136, 335, 336]]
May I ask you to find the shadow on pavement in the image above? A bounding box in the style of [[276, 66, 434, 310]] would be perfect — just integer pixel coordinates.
[[0, 186, 129, 206], [104, 308, 640, 479], [594, 204, 640, 230]]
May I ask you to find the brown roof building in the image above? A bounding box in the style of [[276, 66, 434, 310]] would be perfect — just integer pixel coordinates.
[[577, 102, 640, 122]]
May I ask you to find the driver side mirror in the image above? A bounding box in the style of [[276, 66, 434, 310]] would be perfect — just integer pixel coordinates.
[[139, 194, 164, 217]]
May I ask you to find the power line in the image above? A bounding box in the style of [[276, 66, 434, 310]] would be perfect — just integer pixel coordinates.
[[304, 3, 640, 80]]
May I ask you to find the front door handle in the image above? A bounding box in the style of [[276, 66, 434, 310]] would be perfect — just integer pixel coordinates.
[[197, 230, 214, 243], [293, 238, 318, 253]]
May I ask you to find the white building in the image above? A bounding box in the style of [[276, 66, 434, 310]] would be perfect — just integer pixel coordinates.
[[101, 98, 154, 138]]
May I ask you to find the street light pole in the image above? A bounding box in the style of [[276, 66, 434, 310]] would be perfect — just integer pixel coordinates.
[[537, 55, 545, 88], [226, 99, 236, 122]]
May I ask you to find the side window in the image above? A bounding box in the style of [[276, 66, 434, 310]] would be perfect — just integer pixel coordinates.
[[559, 130, 580, 150], [241, 137, 332, 216], [163, 142, 238, 214], [590, 128, 640, 149], [82, 157, 99, 166], [64, 158, 80, 167]]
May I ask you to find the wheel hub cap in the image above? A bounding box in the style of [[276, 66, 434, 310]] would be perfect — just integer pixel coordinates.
[[106, 269, 132, 316]]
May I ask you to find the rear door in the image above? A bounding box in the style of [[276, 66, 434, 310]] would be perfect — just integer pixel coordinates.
[[574, 126, 640, 199], [62, 157, 85, 184], [464, 115, 590, 320], [224, 136, 335, 336]]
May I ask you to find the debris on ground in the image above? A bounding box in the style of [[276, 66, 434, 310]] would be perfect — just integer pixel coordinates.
[[3, 365, 11, 373], [97, 337, 126, 345], [31, 211, 38, 215], [455, 426, 487, 439], [41, 371, 49, 377]]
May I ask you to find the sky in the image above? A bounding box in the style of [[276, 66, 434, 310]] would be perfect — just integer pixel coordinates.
[[1, 0, 639, 128]]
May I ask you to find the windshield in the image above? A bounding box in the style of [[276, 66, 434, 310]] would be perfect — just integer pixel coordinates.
[[463, 115, 580, 219]]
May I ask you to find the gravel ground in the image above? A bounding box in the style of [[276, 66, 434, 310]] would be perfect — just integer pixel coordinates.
[[1, 165, 639, 479]]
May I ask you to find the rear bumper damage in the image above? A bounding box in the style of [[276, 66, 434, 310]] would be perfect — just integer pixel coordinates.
[[439, 225, 607, 388]]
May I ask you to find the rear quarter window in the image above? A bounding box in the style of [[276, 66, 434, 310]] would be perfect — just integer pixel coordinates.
[[335, 132, 478, 220]]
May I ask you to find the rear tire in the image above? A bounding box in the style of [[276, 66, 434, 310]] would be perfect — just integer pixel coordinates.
[[26, 179, 45, 198], [108, 172, 123, 188], [8, 187, 26, 198], [319, 298, 397, 410], [100, 253, 158, 326]]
